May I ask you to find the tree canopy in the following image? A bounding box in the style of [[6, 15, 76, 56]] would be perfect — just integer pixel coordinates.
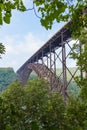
[[0, 78, 87, 129], [0, 79, 66, 130], [0, 68, 16, 92], [34, 0, 87, 36], [0, 0, 87, 32], [0, 43, 5, 58], [0, 0, 26, 25]]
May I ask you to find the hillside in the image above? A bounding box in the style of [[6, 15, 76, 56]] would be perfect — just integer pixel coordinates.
[[0, 68, 17, 92], [57, 67, 80, 95], [29, 67, 80, 95], [28, 68, 80, 95], [56, 67, 80, 81], [0, 67, 80, 95]]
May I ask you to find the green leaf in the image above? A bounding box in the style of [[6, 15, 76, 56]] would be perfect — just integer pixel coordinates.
[[0, 3, 4, 10], [3, 16, 10, 24], [5, 125, 11, 130]]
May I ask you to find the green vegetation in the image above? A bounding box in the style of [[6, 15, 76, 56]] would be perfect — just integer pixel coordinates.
[[0, 0, 86, 36], [34, 0, 86, 33], [0, 69, 38, 92], [29, 71, 37, 80], [29, 68, 80, 96], [0, 67, 80, 96], [0, 78, 87, 130], [57, 67, 80, 81], [0, 43, 5, 58], [0, 68, 16, 92], [57, 67, 80, 95], [0, 29, 87, 129], [0, 79, 66, 130]]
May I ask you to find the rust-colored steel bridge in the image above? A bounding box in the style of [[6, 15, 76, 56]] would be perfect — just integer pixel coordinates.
[[16, 21, 79, 98]]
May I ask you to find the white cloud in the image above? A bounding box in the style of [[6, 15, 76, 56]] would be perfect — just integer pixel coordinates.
[[0, 32, 44, 71], [0, 32, 78, 72], [4, 32, 44, 55]]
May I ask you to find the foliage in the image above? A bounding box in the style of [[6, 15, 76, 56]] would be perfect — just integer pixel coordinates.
[[0, 81, 25, 130], [34, 0, 87, 36], [65, 28, 87, 130], [0, 78, 66, 130], [0, 77, 87, 129], [0, 68, 17, 92], [0, 0, 26, 57], [67, 81, 80, 97], [24, 79, 66, 130], [0, 0, 86, 34], [70, 29, 87, 87], [28, 68, 80, 96], [66, 95, 87, 130], [0, 67, 80, 96], [57, 68, 80, 96], [34, 0, 68, 29], [0, 43, 5, 58], [0, 0, 26, 25], [29, 71, 37, 80]]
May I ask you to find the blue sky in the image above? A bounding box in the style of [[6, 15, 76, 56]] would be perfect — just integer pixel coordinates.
[[0, 1, 65, 72], [0, 1, 77, 72]]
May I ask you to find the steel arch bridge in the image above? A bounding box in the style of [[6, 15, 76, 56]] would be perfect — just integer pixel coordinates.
[[16, 21, 79, 98]]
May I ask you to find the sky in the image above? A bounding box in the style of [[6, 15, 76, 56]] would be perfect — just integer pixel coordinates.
[[0, 1, 65, 72], [0, 1, 76, 72]]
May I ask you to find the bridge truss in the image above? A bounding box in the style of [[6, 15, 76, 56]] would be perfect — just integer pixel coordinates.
[[17, 21, 80, 99]]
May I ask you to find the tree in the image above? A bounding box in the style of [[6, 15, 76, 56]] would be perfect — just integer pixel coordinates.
[[0, 43, 5, 58], [70, 29, 87, 86], [0, 77, 87, 129], [34, 0, 87, 37], [34, 0, 86, 35], [0, 79, 66, 130], [0, 0, 26, 57], [65, 29, 87, 130], [0, 0, 26, 25], [66, 95, 87, 130], [24, 78, 66, 130], [0, 80, 25, 130], [0, 0, 86, 32]]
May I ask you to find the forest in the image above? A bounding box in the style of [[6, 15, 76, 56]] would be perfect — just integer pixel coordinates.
[[0, 67, 80, 96], [0, 77, 87, 130], [0, 68, 16, 92]]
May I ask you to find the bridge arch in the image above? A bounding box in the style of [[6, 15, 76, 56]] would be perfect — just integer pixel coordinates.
[[17, 63, 63, 93]]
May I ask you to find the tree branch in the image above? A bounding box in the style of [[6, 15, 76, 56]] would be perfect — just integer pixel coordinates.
[[25, 1, 41, 19]]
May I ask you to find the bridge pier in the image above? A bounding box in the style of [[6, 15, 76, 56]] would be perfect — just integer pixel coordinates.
[[61, 32, 67, 99]]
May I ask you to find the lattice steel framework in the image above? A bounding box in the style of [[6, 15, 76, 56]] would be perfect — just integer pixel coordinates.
[[17, 21, 80, 99]]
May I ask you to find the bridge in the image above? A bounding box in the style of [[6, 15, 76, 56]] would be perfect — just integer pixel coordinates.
[[16, 20, 79, 98]]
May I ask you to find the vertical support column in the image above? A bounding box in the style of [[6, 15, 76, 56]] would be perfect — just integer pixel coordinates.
[[41, 48, 44, 77], [36, 55, 38, 63], [46, 55, 49, 80], [61, 32, 67, 99], [79, 43, 83, 79], [47, 56, 48, 67], [50, 43, 52, 71], [54, 50, 56, 75], [49, 43, 52, 90], [42, 49, 44, 65]]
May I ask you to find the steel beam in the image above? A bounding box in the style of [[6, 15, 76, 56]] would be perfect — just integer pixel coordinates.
[[61, 32, 67, 99]]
